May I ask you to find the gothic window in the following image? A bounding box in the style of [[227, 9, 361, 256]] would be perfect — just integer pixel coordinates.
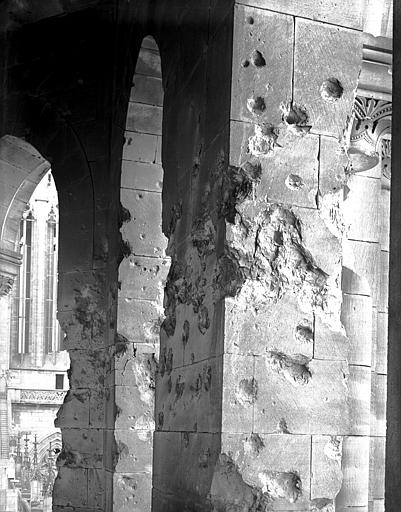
[[44, 207, 58, 354], [12, 208, 36, 355]]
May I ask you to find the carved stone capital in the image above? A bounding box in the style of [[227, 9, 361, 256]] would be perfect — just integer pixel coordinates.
[[348, 96, 391, 173]]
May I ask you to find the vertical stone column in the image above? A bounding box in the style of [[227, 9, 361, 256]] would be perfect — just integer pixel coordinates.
[[218, 4, 364, 510], [339, 97, 391, 512]]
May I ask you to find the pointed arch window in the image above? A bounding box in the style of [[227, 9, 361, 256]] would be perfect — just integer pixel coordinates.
[[44, 206, 59, 353], [15, 207, 36, 354]]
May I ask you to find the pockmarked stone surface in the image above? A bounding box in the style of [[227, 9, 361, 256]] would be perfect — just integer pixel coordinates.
[[231, 5, 293, 127], [293, 19, 362, 137]]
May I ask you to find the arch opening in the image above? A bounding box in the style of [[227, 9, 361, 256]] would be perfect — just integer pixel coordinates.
[[116, 35, 169, 511], [0, 138, 69, 512]]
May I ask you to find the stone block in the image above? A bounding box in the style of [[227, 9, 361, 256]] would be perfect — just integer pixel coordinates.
[[113, 472, 152, 512], [294, 206, 341, 276], [375, 312, 388, 374], [236, 0, 363, 29], [254, 358, 367, 435], [314, 317, 348, 361], [341, 294, 373, 366], [231, 5, 293, 127], [343, 175, 380, 243], [369, 436, 385, 500], [228, 119, 252, 168], [135, 47, 162, 78], [378, 250, 389, 312], [126, 102, 163, 135], [371, 306, 378, 372], [311, 435, 343, 500], [68, 348, 111, 390], [88, 468, 105, 509], [337, 508, 368, 512], [55, 389, 90, 428], [342, 239, 380, 304], [176, 431, 221, 499], [123, 131, 158, 163], [335, 436, 370, 508], [180, 294, 224, 367], [153, 431, 220, 499], [114, 429, 153, 473], [259, 133, 319, 208], [152, 431, 182, 495], [141, 35, 158, 51], [373, 499, 385, 512], [53, 467, 88, 508], [155, 355, 222, 433], [222, 353, 255, 433], [119, 255, 169, 302], [130, 75, 164, 106], [319, 135, 349, 196], [348, 365, 371, 436], [0, 135, 47, 171], [61, 427, 104, 469], [222, 432, 311, 504], [117, 297, 163, 344], [120, 188, 167, 257], [155, 135, 162, 165], [114, 342, 158, 388], [58, 269, 107, 316], [371, 373, 386, 437], [225, 295, 314, 358], [379, 186, 390, 251], [293, 19, 362, 137], [121, 161, 163, 192], [158, 317, 185, 371], [115, 383, 154, 432], [89, 388, 108, 428]]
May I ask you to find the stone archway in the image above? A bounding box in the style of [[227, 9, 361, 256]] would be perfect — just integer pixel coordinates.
[[0, 135, 53, 508]]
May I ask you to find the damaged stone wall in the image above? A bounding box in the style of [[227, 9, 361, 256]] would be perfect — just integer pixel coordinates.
[[116, 36, 168, 511], [213, 3, 370, 511], [0, 1, 389, 511]]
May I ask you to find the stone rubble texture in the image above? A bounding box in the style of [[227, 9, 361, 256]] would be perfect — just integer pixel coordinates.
[[0, 0, 391, 511]]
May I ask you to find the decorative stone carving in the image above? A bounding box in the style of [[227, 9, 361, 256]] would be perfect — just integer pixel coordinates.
[[348, 97, 392, 172], [0, 273, 14, 296], [19, 390, 66, 404], [381, 136, 391, 180]]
